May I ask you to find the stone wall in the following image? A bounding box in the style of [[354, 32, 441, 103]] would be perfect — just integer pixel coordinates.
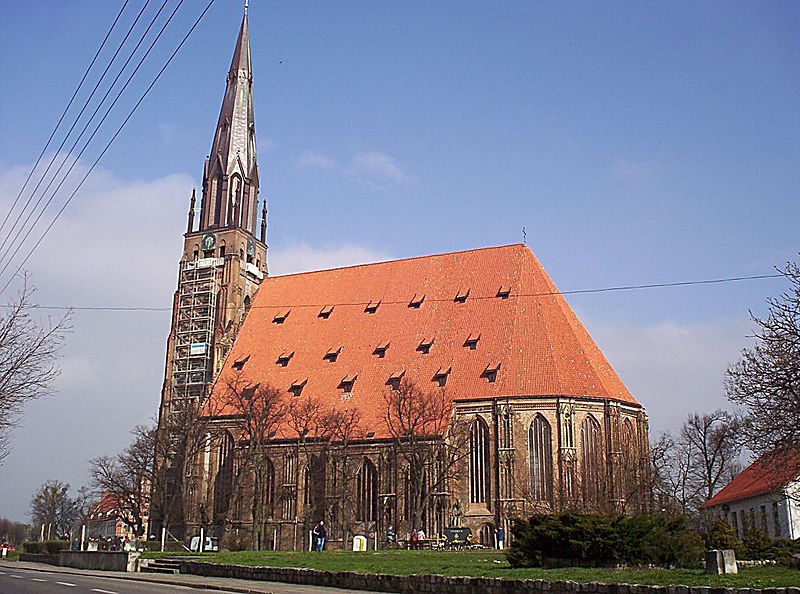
[[180, 561, 800, 594], [19, 551, 136, 572]]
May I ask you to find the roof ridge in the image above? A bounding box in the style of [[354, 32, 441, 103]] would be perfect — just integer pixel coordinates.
[[268, 243, 528, 280]]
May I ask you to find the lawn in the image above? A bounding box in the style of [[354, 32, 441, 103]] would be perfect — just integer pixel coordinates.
[[142, 549, 799, 587]]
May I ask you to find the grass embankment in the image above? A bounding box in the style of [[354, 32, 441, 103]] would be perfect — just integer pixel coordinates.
[[142, 549, 799, 587]]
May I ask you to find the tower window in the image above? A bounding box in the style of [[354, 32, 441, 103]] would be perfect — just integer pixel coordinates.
[[219, 246, 226, 257], [277, 351, 294, 367], [455, 288, 470, 303], [273, 310, 290, 324], [464, 333, 481, 350], [324, 347, 342, 362], [319, 305, 334, 319], [497, 285, 512, 299], [365, 300, 381, 314], [408, 293, 425, 309], [374, 341, 390, 358], [193, 249, 199, 260], [417, 337, 434, 354], [203, 250, 214, 258]]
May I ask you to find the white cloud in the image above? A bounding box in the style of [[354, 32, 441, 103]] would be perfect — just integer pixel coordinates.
[[270, 242, 390, 276], [587, 315, 754, 436], [349, 151, 410, 183], [296, 151, 336, 170]]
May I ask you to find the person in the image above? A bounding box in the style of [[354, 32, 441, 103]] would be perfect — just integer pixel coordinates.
[[312, 521, 327, 552], [387, 525, 395, 543], [496, 527, 505, 550]]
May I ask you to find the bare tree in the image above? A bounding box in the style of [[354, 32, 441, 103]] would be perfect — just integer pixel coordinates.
[[726, 259, 800, 480], [0, 277, 70, 464], [218, 376, 285, 550], [89, 425, 155, 539], [383, 378, 470, 531], [30, 480, 80, 540], [320, 406, 363, 542], [0, 517, 30, 546], [651, 410, 742, 518]]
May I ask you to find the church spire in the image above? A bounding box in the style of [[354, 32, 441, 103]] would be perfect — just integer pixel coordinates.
[[199, 11, 260, 235]]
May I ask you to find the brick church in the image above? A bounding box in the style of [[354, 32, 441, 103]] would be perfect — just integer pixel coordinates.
[[153, 9, 651, 551]]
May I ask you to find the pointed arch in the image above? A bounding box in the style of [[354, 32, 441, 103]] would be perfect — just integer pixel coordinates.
[[213, 431, 235, 520], [469, 416, 491, 504], [580, 414, 603, 504], [356, 457, 378, 522], [529, 414, 553, 502], [263, 457, 275, 519]]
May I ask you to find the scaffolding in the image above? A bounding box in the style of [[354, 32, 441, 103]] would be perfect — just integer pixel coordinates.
[[169, 258, 222, 412]]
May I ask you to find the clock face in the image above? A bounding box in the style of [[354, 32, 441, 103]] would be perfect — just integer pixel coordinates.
[[202, 233, 216, 251], [246, 239, 256, 257]]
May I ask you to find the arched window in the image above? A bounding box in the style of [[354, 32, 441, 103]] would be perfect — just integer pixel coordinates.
[[529, 414, 553, 501], [620, 418, 636, 501], [263, 457, 275, 519], [356, 458, 378, 522], [580, 415, 603, 504], [479, 523, 495, 547], [469, 417, 491, 504], [213, 431, 235, 519]]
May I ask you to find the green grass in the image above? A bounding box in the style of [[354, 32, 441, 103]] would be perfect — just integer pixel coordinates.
[[143, 549, 800, 587]]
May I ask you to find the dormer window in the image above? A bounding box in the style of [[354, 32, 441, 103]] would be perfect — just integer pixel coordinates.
[[374, 341, 390, 358], [409, 293, 425, 309], [464, 333, 481, 350], [388, 369, 405, 390], [483, 362, 501, 383], [273, 310, 290, 324], [232, 355, 250, 371], [497, 285, 512, 299], [433, 366, 451, 387], [277, 351, 294, 367], [289, 378, 307, 397], [340, 374, 358, 395], [324, 347, 342, 362], [365, 300, 381, 314], [319, 305, 334, 319], [417, 337, 434, 354], [455, 288, 470, 303]]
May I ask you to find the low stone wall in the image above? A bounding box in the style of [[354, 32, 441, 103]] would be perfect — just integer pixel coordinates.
[[180, 561, 800, 594], [59, 551, 136, 572], [19, 553, 60, 566]]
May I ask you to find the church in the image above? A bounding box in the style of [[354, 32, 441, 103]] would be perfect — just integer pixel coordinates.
[[153, 9, 651, 551]]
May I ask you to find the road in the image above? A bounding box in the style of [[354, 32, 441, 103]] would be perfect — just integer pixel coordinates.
[[0, 566, 242, 593]]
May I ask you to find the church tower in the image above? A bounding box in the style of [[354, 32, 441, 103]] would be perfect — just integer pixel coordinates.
[[159, 9, 267, 422]]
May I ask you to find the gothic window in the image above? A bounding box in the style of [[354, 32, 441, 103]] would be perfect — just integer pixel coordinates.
[[213, 431, 235, 519], [580, 415, 603, 504], [356, 458, 378, 522], [263, 457, 275, 519], [282, 452, 297, 519], [620, 418, 636, 501], [469, 417, 491, 504], [529, 414, 553, 502]]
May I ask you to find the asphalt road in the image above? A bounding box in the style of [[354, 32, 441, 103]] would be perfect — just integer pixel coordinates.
[[0, 566, 241, 594]]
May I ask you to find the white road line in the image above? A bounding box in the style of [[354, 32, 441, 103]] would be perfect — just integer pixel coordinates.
[[9, 574, 22, 578], [55, 581, 77, 587], [31, 577, 48, 582], [91, 589, 118, 593]]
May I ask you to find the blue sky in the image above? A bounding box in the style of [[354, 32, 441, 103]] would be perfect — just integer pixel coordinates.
[[0, 1, 797, 521]]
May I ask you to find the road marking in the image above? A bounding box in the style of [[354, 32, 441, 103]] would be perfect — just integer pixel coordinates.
[[9, 574, 22, 578], [91, 589, 118, 593], [55, 581, 77, 587], [32, 578, 48, 582]]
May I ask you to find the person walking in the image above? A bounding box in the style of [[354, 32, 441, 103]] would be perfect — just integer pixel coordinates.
[[496, 527, 505, 550], [312, 521, 327, 552]]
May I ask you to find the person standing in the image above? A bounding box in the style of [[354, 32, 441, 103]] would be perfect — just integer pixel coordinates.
[[496, 527, 505, 550], [312, 521, 327, 552]]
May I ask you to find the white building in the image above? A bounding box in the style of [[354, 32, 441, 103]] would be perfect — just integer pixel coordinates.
[[705, 452, 800, 540]]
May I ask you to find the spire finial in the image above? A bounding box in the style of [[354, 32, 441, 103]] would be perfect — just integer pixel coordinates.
[[244, 0, 249, 15]]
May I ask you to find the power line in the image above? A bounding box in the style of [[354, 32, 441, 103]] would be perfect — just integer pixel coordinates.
[[0, 0, 218, 293], [0, 0, 131, 242], [0, 0, 165, 276], [2, 272, 784, 312]]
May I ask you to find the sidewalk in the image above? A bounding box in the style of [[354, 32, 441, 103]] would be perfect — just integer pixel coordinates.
[[1, 559, 381, 594]]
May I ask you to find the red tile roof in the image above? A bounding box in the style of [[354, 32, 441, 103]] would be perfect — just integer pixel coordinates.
[[705, 450, 800, 508], [208, 244, 639, 437]]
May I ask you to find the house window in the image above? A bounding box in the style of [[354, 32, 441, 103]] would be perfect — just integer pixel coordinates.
[[319, 305, 334, 319], [277, 351, 294, 367], [365, 300, 380, 314], [760, 505, 768, 532], [324, 347, 342, 362], [497, 285, 511, 299], [289, 378, 307, 397], [455, 288, 470, 303], [273, 310, 290, 324], [529, 414, 553, 502], [374, 342, 390, 358], [232, 355, 250, 371], [417, 338, 434, 354], [356, 458, 378, 522], [388, 370, 405, 391], [409, 293, 425, 309], [433, 367, 451, 388], [772, 502, 781, 538], [464, 333, 480, 350], [732, 511, 739, 538], [469, 417, 491, 504], [483, 362, 501, 383], [580, 415, 603, 505], [340, 375, 357, 396]]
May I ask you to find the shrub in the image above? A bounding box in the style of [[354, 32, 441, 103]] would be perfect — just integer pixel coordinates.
[[742, 528, 772, 560], [704, 518, 744, 556], [508, 512, 704, 568], [766, 538, 800, 566], [22, 541, 42, 554], [44, 540, 71, 555]]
